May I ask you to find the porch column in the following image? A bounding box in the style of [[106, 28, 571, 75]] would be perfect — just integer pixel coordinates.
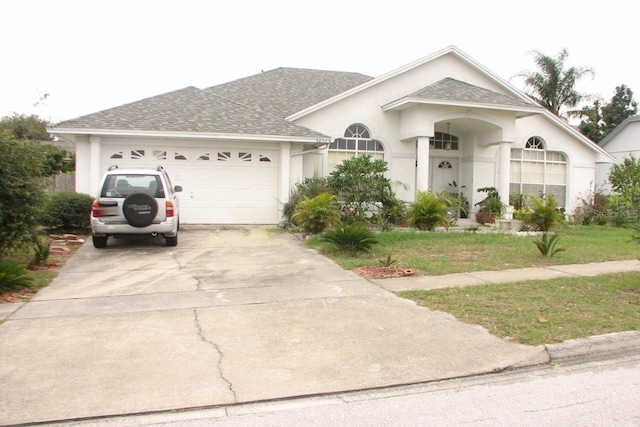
[[89, 135, 102, 196], [416, 136, 430, 193], [498, 141, 511, 206], [279, 142, 291, 205]]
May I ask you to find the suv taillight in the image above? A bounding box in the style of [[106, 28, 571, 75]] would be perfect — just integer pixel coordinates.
[[166, 201, 174, 217], [91, 200, 103, 218]]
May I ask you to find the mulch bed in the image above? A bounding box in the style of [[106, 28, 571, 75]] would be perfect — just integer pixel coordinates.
[[352, 265, 418, 279]]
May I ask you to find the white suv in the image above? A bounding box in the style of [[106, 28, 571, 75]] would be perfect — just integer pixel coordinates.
[[90, 166, 182, 248]]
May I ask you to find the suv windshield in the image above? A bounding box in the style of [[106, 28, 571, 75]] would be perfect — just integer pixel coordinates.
[[101, 174, 164, 198]]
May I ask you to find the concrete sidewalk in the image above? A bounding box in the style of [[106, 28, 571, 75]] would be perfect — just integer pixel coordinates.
[[371, 259, 640, 292], [1, 228, 639, 426]]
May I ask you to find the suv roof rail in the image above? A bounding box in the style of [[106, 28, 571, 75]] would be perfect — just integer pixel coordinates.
[[108, 165, 119, 171]]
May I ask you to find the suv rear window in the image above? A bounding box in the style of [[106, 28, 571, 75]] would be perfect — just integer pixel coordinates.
[[101, 174, 165, 198]]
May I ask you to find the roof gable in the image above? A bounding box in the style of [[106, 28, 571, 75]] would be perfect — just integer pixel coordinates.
[[408, 78, 535, 109], [599, 115, 640, 148]]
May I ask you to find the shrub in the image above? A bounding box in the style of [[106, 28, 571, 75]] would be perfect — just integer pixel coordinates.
[[32, 235, 51, 266], [533, 233, 565, 257], [379, 189, 407, 228], [282, 176, 331, 227], [41, 191, 93, 231], [329, 155, 392, 223], [0, 258, 33, 293], [0, 132, 47, 254], [572, 187, 608, 225], [407, 192, 450, 231], [527, 194, 563, 232], [292, 192, 340, 236], [318, 222, 378, 252]]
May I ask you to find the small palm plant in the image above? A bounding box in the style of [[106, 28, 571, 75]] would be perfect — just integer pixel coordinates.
[[318, 222, 378, 252], [407, 191, 450, 231], [32, 236, 51, 266], [292, 192, 340, 236], [533, 233, 565, 257], [0, 258, 33, 293]]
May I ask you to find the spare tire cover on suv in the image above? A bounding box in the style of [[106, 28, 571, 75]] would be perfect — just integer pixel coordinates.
[[122, 193, 159, 228]]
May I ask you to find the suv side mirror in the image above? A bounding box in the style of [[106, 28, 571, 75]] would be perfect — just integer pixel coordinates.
[[174, 185, 183, 193]]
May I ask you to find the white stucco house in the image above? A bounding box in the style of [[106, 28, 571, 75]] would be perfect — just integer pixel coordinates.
[[51, 45, 614, 224], [595, 115, 640, 193]]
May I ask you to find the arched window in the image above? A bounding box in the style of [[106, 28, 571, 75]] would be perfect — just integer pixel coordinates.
[[329, 123, 384, 170], [510, 136, 567, 206]]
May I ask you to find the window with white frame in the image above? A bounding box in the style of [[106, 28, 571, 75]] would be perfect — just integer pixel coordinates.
[[329, 123, 384, 171], [510, 136, 567, 206]]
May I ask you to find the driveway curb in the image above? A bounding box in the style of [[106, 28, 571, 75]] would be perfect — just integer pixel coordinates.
[[545, 330, 640, 362]]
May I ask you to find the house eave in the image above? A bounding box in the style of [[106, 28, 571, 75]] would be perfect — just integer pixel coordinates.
[[381, 98, 543, 117], [48, 128, 325, 145]]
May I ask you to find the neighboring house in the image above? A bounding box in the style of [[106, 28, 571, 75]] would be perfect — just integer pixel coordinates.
[[50, 45, 614, 225], [596, 115, 640, 193]]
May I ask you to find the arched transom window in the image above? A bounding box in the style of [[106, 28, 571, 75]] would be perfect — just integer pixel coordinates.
[[329, 123, 384, 170], [510, 136, 567, 206]]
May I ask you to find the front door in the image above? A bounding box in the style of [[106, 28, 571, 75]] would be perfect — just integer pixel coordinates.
[[431, 158, 457, 193]]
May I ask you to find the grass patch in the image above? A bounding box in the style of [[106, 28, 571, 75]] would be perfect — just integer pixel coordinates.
[[399, 272, 640, 345], [307, 225, 640, 275]]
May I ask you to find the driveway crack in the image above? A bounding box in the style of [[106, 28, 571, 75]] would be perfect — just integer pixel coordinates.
[[193, 308, 237, 401]]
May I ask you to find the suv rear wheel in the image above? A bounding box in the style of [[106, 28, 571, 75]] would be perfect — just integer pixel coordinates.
[[93, 235, 108, 248], [165, 234, 178, 247]]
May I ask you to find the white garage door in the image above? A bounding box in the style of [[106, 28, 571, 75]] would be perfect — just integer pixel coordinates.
[[101, 146, 280, 224]]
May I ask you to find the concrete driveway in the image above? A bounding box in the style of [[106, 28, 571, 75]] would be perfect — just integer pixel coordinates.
[[0, 226, 548, 425]]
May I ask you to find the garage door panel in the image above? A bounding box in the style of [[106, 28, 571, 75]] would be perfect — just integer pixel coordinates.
[[102, 146, 280, 224]]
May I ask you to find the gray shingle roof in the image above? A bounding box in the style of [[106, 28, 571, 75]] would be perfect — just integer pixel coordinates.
[[408, 78, 536, 108], [206, 67, 373, 117], [54, 68, 373, 138]]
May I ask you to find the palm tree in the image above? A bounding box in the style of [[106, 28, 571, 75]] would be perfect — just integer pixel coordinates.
[[515, 49, 594, 117]]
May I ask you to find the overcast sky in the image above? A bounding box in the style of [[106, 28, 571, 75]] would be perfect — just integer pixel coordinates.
[[2, 0, 637, 124]]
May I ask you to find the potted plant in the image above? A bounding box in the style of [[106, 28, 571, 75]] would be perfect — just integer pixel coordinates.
[[474, 187, 504, 225]]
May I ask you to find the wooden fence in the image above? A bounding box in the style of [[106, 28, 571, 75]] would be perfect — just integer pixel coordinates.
[[46, 172, 76, 194]]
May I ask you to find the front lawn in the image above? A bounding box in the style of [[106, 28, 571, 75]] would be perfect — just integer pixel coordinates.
[[307, 225, 640, 275], [399, 272, 640, 345], [306, 224, 640, 345]]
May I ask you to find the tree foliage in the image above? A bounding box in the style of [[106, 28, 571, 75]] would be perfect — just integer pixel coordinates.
[[0, 113, 74, 175], [0, 113, 50, 141], [609, 154, 640, 201], [0, 132, 47, 254], [328, 155, 392, 223], [516, 49, 593, 117], [577, 85, 638, 142]]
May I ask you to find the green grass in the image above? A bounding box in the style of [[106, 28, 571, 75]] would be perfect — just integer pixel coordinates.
[[307, 225, 640, 275], [307, 224, 640, 344], [399, 272, 640, 345]]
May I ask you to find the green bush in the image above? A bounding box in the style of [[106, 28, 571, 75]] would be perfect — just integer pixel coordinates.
[[0, 132, 47, 254], [328, 155, 392, 224], [318, 222, 378, 252], [527, 194, 563, 232], [292, 192, 340, 236], [572, 188, 608, 225], [407, 191, 450, 231], [41, 191, 93, 231], [0, 258, 33, 293], [282, 176, 331, 227]]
